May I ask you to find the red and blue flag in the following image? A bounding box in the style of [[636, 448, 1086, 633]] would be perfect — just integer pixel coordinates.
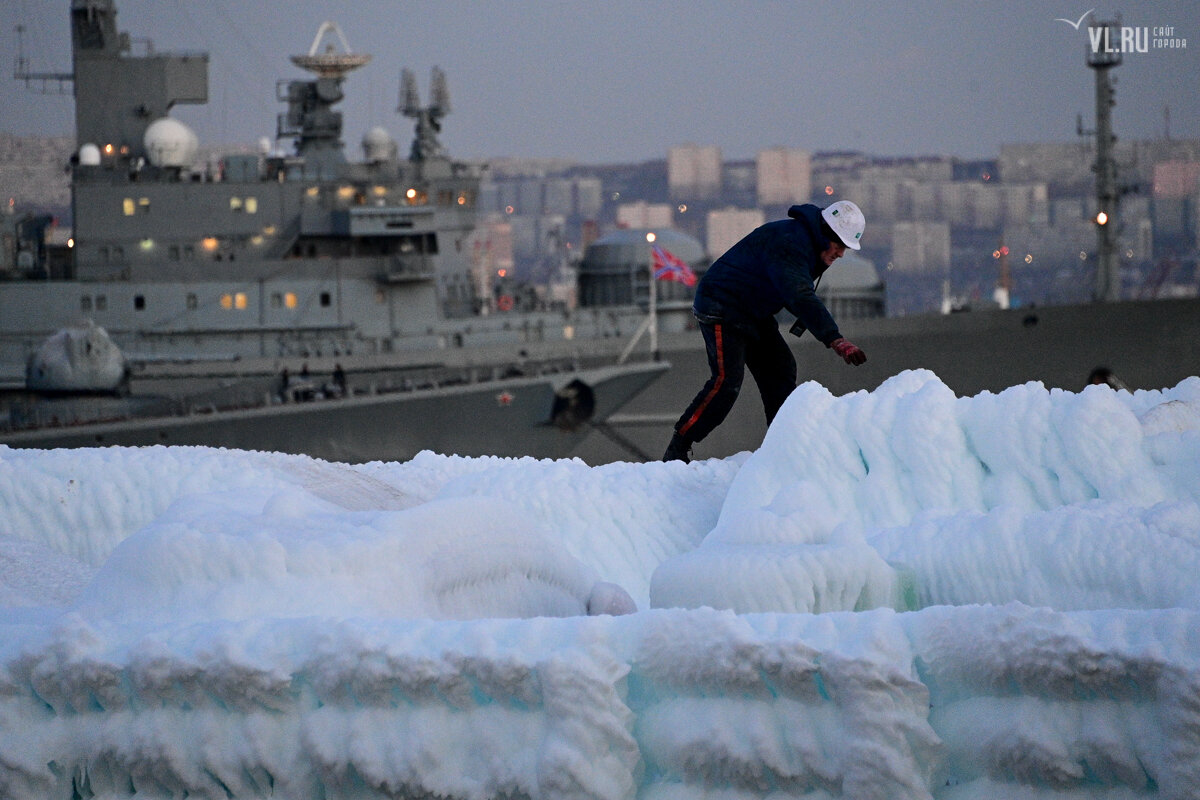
[[651, 245, 697, 286]]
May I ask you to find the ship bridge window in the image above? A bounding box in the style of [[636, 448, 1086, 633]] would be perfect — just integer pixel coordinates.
[[134, 295, 145, 311], [404, 188, 428, 206], [320, 292, 332, 307], [220, 292, 249, 311]]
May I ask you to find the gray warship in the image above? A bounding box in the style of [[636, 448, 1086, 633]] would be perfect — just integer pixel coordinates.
[[3, 3, 1198, 466], [0, 0, 671, 462]]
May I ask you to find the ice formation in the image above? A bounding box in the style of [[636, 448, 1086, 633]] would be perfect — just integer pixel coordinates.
[[1, 370, 1198, 799]]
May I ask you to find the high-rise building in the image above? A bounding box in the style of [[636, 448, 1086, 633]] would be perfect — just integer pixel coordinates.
[[616, 201, 673, 229], [668, 144, 722, 200], [891, 222, 951, 274], [756, 148, 812, 206], [706, 208, 764, 261]]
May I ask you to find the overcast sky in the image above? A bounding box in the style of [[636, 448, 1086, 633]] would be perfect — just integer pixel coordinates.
[[3, 1, 1197, 164]]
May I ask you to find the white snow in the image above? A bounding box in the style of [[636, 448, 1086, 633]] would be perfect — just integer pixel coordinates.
[[1, 368, 1198, 799], [24, 320, 128, 392]]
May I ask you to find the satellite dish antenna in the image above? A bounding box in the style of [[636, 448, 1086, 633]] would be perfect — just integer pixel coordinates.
[[290, 21, 371, 79]]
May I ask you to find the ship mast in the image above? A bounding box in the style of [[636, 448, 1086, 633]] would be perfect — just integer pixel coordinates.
[[1085, 16, 1122, 302], [279, 21, 371, 173]]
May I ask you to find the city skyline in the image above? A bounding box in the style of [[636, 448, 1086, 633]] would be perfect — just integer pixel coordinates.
[[1, 1, 1197, 166]]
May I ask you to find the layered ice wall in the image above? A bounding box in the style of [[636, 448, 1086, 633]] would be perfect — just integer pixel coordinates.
[[2, 606, 1197, 798], [1, 370, 1199, 799], [652, 371, 1200, 614]]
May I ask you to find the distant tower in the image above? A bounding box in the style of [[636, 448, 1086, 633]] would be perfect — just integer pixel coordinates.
[[1085, 16, 1122, 302]]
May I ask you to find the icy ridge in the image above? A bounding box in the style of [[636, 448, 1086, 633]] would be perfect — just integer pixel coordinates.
[[651, 371, 1200, 614]]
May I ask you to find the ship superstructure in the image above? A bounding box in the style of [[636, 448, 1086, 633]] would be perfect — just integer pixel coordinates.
[[0, 0, 673, 462], [1, 0, 522, 369]]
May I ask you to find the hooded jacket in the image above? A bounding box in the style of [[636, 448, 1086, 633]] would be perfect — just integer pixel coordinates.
[[691, 203, 842, 344]]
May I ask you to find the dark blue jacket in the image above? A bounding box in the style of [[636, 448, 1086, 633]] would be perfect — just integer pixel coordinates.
[[692, 204, 841, 344]]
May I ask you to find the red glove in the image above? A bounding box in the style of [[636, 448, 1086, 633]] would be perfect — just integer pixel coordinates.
[[831, 337, 866, 366]]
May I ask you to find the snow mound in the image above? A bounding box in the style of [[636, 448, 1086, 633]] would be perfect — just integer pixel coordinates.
[[75, 493, 610, 623]]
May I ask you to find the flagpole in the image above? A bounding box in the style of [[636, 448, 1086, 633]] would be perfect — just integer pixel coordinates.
[[645, 232, 658, 361]]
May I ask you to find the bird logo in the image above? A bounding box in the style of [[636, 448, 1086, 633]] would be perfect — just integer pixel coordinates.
[[1055, 9, 1094, 30]]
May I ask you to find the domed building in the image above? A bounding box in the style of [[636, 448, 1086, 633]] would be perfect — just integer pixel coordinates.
[[816, 250, 886, 319], [580, 227, 884, 320], [578, 229, 704, 309]]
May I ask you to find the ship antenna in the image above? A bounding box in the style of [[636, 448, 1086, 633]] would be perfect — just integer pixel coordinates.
[[12, 23, 72, 94], [399, 67, 451, 161], [289, 21, 371, 79], [400, 68, 420, 117], [1083, 14, 1121, 302]]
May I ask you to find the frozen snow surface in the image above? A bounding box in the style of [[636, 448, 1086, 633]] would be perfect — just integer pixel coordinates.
[[1, 369, 1199, 799]]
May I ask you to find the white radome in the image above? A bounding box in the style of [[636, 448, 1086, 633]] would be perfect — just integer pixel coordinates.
[[78, 143, 101, 166], [143, 116, 199, 168]]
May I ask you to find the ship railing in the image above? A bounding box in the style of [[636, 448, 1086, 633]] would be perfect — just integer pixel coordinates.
[[1, 395, 183, 433], [1, 356, 599, 434], [377, 254, 435, 284]]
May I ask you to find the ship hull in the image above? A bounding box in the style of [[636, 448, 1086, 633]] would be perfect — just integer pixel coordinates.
[[580, 296, 1200, 463], [5, 297, 1197, 465], [1, 361, 668, 463]]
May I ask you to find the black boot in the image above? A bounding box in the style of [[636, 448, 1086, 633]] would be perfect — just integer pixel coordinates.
[[662, 432, 692, 463]]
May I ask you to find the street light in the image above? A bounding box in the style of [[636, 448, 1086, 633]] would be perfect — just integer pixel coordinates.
[[646, 232, 658, 358]]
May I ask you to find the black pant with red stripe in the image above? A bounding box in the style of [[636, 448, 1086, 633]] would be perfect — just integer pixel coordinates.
[[673, 317, 797, 444]]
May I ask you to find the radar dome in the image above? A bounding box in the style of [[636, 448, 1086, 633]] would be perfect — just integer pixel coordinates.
[[78, 143, 101, 166], [362, 126, 397, 162], [143, 117, 199, 168]]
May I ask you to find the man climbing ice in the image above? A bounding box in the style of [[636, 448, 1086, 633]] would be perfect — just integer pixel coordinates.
[[664, 200, 869, 463]]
